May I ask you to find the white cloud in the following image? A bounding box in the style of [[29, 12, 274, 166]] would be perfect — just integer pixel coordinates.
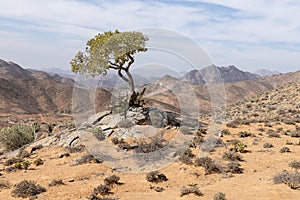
[[0, 0, 299, 72]]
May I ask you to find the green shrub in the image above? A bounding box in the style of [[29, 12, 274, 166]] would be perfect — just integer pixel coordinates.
[[233, 142, 248, 153], [92, 127, 105, 141], [11, 180, 46, 198], [0, 124, 35, 151], [33, 158, 44, 166]]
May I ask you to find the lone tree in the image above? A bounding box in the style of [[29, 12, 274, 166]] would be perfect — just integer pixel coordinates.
[[70, 30, 148, 107]]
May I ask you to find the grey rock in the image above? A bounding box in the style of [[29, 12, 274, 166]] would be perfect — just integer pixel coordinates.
[[112, 124, 158, 139], [148, 108, 168, 128], [98, 114, 124, 130], [39, 123, 51, 133], [86, 110, 111, 125]]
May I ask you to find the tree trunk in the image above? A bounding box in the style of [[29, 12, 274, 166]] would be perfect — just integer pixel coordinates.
[[129, 87, 146, 107], [125, 70, 135, 94]]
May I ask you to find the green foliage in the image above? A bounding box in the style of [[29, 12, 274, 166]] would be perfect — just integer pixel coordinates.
[[70, 30, 148, 78], [14, 160, 30, 170], [233, 142, 247, 153], [33, 158, 44, 166], [92, 127, 105, 141], [0, 124, 35, 151]]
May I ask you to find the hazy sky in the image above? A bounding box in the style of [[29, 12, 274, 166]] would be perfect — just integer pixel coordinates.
[[0, 0, 300, 73]]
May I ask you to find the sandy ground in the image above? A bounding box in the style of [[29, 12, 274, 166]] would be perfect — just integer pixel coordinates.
[[0, 122, 300, 200]]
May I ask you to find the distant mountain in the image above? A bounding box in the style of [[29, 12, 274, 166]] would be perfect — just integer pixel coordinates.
[[0, 59, 110, 114], [40, 67, 74, 78], [255, 69, 281, 77], [183, 65, 260, 85]]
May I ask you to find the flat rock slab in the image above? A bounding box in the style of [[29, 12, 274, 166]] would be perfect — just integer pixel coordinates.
[[113, 125, 158, 139], [86, 110, 111, 125]]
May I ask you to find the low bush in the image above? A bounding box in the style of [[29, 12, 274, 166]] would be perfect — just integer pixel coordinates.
[[274, 170, 300, 190], [93, 184, 111, 195], [194, 156, 221, 175], [0, 124, 35, 151], [11, 180, 46, 198], [289, 161, 300, 170], [233, 142, 248, 153], [33, 158, 44, 166], [226, 121, 239, 128], [146, 171, 168, 183], [214, 192, 226, 200], [222, 150, 243, 161], [263, 143, 273, 148], [221, 129, 231, 136], [93, 127, 105, 141], [267, 130, 280, 138], [290, 131, 300, 138], [73, 154, 103, 165], [104, 175, 121, 186], [180, 185, 202, 197], [226, 161, 243, 174], [280, 147, 291, 153], [88, 195, 118, 200], [135, 137, 166, 153], [4, 158, 23, 166], [237, 131, 251, 138], [48, 179, 64, 187]]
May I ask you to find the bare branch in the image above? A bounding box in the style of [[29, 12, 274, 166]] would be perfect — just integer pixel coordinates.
[[109, 61, 120, 69], [126, 54, 135, 70], [109, 65, 119, 70]]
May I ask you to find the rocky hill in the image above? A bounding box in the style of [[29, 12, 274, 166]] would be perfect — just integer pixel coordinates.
[[183, 65, 260, 85], [227, 81, 300, 124], [255, 69, 281, 77]]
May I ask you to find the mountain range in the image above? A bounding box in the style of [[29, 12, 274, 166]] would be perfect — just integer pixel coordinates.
[[1, 58, 300, 115]]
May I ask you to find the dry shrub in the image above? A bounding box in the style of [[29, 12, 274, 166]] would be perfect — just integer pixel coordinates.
[[194, 156, 221, 175], [11, 180, 46, 198], [146, 171, 168, 183], [180, 185, 202, 197]]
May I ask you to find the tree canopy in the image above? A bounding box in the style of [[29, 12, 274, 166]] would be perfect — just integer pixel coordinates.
[[70, 30, 148, 95]]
